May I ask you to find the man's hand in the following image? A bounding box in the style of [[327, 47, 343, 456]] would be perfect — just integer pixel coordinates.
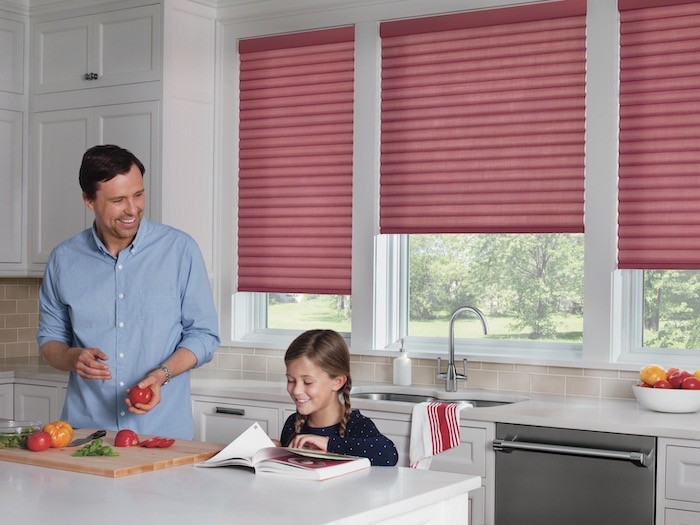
[[125, 373, 162, 414], [71, 347, 111, 380]]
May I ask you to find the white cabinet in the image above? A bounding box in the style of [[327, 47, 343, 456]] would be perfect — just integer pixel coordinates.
[[0, 383, 13, 419], [657, 438, 700, 525], [13, 382, 65, 422], [0, 108, 23, 264], [0, 15, 24, 94], [191, 395, 285, 445], [33, 4, 161, 94], [30, 101, 160, 263]]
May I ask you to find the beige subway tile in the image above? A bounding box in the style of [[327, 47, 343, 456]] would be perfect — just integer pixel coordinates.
[[464, 369, 498, 389], [498, 371, 531, 392], [566, 376, 601, 397], [601, 378, 636, 399], [29, 341, 38, 355], [515, 364, 548, 374], [374, 363, 393, 383], [16, 300, 38, 314], [412, 365, 438, 385], [18, 327, 37, 342], [619, 370, 640, 380], [242, 354, 268, 372], [350, 362, 375, 382], [6, 342, 29, 357], [240, 371, 271, 381], [29, 284, 40, 300], [482, 362, 515, 372], [0, 285, 5, 300], [5, 314, 29, 329], [549, 366, 584, 376], [584, 368, 619, 378], [267, 356, 286, 375], [6, 285, 29, 300], [217, 353, 242, 370], [0, 301, 16, 315], [360, 355, 390, 364], [234, 346, 255, 355], [0, 316, 4, 328], [532, 373, 566, 394], [255, 348, 284, 358], [0, 343, 4, 358], [0, 328, 17, 343]]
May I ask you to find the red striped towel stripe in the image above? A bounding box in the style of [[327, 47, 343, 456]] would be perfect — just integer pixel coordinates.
[[427, 402, 461, 455]]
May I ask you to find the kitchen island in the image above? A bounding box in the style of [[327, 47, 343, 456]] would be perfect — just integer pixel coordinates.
[[1, 460, 480, 525]]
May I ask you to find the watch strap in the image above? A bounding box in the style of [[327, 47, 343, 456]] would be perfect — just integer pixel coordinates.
[[159, 365, 172, 386]]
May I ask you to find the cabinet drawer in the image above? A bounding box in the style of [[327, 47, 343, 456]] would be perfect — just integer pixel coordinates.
[[665, 508, 700, 525], [192, 399, 278, 445], [666, 445, 700, 503]]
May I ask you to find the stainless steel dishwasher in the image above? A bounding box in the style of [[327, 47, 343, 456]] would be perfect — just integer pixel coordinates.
[[493, 423, 656, 524]]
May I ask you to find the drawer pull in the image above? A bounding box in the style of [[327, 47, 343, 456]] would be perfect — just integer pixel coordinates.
[[215, 407, 245, 416]]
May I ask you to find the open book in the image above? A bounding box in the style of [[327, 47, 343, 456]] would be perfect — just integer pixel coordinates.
[[197, 422, 371, 481]]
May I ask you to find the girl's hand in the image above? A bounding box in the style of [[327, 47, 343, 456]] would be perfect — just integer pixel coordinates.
[[287, 434, 330, 451]]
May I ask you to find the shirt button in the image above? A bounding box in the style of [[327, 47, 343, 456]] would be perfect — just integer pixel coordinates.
[[118, 293, 124, 299], [119, 381, 125, 387], [120, 411, 126, 417], [119, 353, 125, 358], [119, 322, 124, 328], [118, 264, 123, 270]]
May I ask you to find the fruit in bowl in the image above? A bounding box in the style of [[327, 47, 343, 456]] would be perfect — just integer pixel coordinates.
[[634, 365, 700, 413]]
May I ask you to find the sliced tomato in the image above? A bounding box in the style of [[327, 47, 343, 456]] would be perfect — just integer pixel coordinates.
[[140, 437, 175, 448]]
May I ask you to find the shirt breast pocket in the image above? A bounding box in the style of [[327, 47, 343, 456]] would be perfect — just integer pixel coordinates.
[[137, 289, 180, 330]]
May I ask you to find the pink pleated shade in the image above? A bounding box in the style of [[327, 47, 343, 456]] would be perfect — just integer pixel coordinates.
[[379, 0, 586, 234], [618, 0, 700, 269], [237, 27, 354, 294]]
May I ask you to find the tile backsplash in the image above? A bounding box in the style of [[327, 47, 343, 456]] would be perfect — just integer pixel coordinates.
[[3, 278, 638, 399]]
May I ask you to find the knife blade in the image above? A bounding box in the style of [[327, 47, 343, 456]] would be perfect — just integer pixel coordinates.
[[67, 430, 107, 447]]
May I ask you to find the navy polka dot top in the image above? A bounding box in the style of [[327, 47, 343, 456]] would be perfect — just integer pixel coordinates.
[[280, 409, 399, 466]]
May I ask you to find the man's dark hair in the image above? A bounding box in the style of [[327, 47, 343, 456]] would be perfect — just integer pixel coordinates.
[[79, 145, 145, 200]]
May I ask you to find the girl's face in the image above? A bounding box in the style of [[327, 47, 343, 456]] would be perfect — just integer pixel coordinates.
[[286, 356, 346, 425]]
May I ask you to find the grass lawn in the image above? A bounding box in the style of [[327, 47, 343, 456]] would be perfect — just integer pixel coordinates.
[[269, 297, 583, 342]]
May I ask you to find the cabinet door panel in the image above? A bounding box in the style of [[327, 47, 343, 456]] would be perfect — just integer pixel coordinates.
[[666, 445, 700, 504], [0, 16, 24, 94], [0, 109, 22, 263], [31, 108, 91, 263], [95, 5, 160, 85], [14, 383, 61, 422], [0, 384, 13, 419], [95, 101, 160, 219], [33, 16, 92, 94]]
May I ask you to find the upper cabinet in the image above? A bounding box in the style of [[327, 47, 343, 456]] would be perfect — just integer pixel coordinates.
[[0, 16, 24, 94], [32, 4, 161, 94]]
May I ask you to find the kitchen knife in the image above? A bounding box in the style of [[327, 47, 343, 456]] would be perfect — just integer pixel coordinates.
[[67, 430, 107, 447]]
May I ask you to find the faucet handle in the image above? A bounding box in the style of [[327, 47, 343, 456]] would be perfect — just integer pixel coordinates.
[[436, 357, 446, 379], [462, 358, 468, 378]]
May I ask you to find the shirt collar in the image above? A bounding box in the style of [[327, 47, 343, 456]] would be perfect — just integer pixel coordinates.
[[89, 218, 152, 257]]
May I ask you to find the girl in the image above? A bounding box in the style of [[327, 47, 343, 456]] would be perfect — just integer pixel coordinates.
[[281, 329, 399, 466]]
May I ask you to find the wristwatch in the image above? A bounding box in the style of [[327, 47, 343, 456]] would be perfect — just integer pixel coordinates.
[[158, 365, 172, 386]]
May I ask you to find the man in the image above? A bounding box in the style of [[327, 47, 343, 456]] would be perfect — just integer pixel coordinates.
[[37, 145, 219, 439]]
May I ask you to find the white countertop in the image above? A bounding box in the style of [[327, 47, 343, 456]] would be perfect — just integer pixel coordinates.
[[1, 460, 479, 525], [5, 357, 700, 441]]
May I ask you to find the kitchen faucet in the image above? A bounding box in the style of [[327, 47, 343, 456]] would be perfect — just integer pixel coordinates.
[[437, 306, 489, 392]]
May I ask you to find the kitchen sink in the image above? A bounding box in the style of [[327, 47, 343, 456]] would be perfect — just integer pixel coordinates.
[[351, 387, 528, 407]]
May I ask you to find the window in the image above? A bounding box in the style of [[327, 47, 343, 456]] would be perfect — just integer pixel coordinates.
[[405, 233, 583, 348], [267, 293, 352, 333]]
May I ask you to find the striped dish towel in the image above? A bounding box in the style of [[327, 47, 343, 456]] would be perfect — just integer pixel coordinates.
[[409, 401, 472, 469]]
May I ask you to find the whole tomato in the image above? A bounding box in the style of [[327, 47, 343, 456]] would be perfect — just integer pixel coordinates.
[[668, 370, 691, 389], [681, 376, 700, 390], [26, 431, 52, 452], [653, 380, 673, 389], [43, 420, 74, 448], [114, 429, 140, 447], [128, 385, 153, 406]]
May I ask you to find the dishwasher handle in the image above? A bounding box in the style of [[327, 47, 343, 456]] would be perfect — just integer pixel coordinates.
[[492, 438, 653, 468]]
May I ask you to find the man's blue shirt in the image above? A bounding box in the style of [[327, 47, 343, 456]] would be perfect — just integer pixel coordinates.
[[37, 219, 220, 439]]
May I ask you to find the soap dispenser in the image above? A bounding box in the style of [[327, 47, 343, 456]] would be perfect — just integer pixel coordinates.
[[393, 338, 412, 386]]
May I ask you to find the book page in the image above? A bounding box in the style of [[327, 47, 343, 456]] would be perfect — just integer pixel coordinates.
[[198, 422, 276, 467]]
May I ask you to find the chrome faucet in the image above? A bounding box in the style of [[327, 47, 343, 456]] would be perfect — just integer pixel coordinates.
[[437, 306, 489, 392]]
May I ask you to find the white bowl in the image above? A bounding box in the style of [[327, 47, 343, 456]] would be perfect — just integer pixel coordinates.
[[633, 385, 700, 413]]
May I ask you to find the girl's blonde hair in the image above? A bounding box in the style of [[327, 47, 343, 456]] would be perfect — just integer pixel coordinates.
[[285, 329, 352, 437]]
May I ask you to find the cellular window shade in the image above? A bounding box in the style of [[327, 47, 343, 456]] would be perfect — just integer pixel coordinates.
[[618, 0, 700, 269], [237, 27, 354, 295], [379, 0, 586, 234]]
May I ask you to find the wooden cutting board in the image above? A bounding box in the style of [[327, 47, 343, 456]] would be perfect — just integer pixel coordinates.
[[0, 428, 222, 477]]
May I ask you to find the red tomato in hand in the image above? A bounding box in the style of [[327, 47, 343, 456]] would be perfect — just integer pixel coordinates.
[[128, 386, 153, 405], [26, 431, 51, 452], [114, 429, 140, 447]]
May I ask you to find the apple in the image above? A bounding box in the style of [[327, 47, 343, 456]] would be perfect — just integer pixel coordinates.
[[653, 380, 673, 389], [668, 370, 691, 389], [694, 369, 700, 380], [681, 376, 700, 390], [26, 431, 51, 452]]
